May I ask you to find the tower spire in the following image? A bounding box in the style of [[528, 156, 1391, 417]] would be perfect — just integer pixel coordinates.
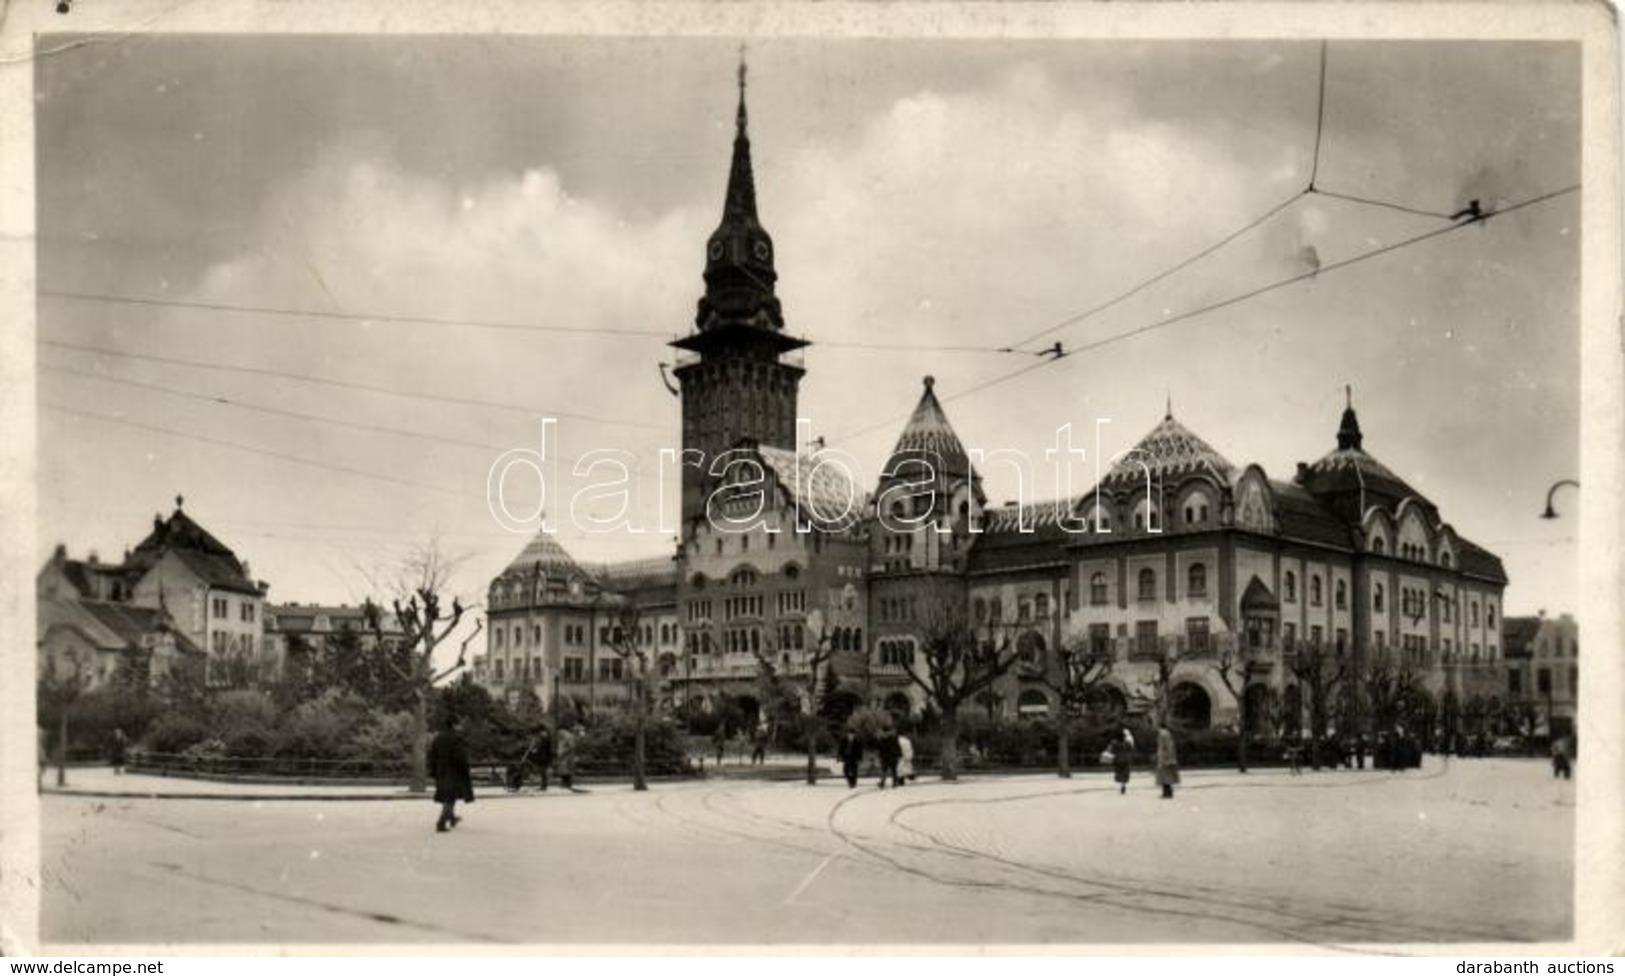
[[736, 44, 748, 136], [1337, 385, 1363, 451]]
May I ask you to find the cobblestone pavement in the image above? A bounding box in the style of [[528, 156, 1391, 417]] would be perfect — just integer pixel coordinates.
[[36, 758, 1572, 949]]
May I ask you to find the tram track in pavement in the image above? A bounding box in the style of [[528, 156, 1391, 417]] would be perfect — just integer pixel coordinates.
[[716, 767, 1501, 951]]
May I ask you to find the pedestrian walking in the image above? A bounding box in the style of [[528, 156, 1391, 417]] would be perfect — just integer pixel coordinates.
[[713, 728, 727, 768], [838, 730, 862, 788], [428, 714, 474, 833], [877, 729, 902, 788], [37, 726, 49, 793], [1550, 735, 1572, 780], [750, 727, 767, 765], [896, 731, 915, 785], [1284, 740, 1303, 776], [556, 725, 582, 791], [1105, 728, 1134, 794], [109, 727, 128, 776], [1154, 723, 1180, 800]]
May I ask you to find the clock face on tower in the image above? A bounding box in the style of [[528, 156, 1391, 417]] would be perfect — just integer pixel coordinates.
[[753, 241, 771, 261], [708, 240, 724, 261]]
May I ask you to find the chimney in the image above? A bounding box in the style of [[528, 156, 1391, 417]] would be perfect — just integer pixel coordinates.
[[1295, 462, 1309, 482], [87, 551, 99, 565], [52, 543, 66, 563]]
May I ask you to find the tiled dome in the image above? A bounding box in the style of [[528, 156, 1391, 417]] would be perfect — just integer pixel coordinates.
[[1100, 413, 1234, 489]]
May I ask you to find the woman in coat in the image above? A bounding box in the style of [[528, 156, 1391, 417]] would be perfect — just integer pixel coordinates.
[[1107, 728, 1134, 795], [838, 731, 863, 788], [1155, 723, 1181, 799], [428, 714, 474, 833]]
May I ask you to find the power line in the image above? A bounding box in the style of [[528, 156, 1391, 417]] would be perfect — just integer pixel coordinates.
[[1309, 187, 1453, 220], [41, 364, 676, 485], [40, 339, 667, 431], [42, 402, 469, 497], [1309, 40, 1329, 189], [828, 183, 1579, 446], [1055, 184, 1579, 360], [39, 288, 674, 340], [40, 363, 512, 453], [1004, 191, 1305, 354]]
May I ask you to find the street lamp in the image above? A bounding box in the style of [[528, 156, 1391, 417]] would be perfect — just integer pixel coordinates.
[[1541, 479, 1579, 519]]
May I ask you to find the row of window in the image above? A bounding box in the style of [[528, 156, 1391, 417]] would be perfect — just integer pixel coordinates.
[[879, 596, 919, 623], [1079, 565, 1209, 606], [210, 597, 257, 623], [724, 594, 764, 621], [973, 592, 1054, 623]]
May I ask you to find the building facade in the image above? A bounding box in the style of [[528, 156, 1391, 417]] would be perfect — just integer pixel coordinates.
[[476, 65, 1510, 741], [1504, 612, 1579, 739], [37, 500, 266, 687]]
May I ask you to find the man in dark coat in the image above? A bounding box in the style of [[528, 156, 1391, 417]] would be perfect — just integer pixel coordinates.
[[877, 730, 902, 789], [1154, 723, 1181, 799], [428, 714, 474, 833], [838, 731, 862, 788]]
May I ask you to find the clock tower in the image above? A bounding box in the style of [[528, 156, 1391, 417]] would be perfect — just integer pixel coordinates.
[[671, 57, 807, 531]]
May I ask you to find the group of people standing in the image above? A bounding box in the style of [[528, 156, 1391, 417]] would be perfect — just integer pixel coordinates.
[[836, 728, 914, 789], [1103, 723, 1181, 799], [430, 715, 588, 834]]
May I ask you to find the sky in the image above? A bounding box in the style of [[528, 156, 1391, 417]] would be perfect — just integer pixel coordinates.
[[35, 35, 1582, 636]]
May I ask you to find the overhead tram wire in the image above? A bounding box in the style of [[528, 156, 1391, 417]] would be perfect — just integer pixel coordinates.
[[1001, 189, 1307, 355], [40, 339, 667, 431], [1307, 187, 1455, 221], [40, 362, 675, 483], [41, 402, 469, 498], [1308, 39, 1328, 190], [38, 288, 674, 340], [41, 363, 510, 453], [824, 183, 1580, 448]]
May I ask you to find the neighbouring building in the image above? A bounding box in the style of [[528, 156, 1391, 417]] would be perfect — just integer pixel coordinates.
[[37, 498, 267, 687], [476, 63, 1510, 742], [261, 602, 408, 681], [1504, 612, 1579, 739]]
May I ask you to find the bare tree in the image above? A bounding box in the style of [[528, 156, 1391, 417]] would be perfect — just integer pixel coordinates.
[[38, 644, 95, 788], [1361, 646, 1422, 739], [604, 602, 659, 791], [1212, 636, 1258, 773], [906, 595, 1023, 782], [363, 540, 483, 793], [1129, 637, 1185, 728], [1286, 639, 1350, 770], [1023, 633, 1113, 779], [755, 611, 837, 785]]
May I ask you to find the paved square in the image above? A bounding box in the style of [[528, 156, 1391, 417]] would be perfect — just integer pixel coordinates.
[[40, 759, 1572, 947]]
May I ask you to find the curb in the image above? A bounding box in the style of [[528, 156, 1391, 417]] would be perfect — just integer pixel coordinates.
[[40, 788, 573, 803]]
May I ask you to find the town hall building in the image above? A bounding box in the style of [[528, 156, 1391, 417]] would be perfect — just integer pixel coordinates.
[[475, 63, 1509, 740]]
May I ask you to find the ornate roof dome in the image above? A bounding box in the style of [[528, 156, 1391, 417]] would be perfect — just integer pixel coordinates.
[[1099, 412, 1234, 490], [1298, 392, 1435, 516], [885, 376, 976, 480], [499, 532, 585, 580]]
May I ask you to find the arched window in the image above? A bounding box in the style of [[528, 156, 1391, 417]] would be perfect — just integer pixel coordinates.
[[1310, 575, 1323, 607], [1187, 563, 1208, 598], [1138, 568, 1157, 602], [1017, 631, 1047, 670], [1373, 536, 1386, 554], [1335, 579, 1347, 611], [1470, 602, 1480, 627], [973, 597, 987, 622], [1034, 593, 1050, 619], [1284, 571, 1297, 602], [1487, 605, 1496, 628], [1374, 582, 1385, 613], [1090, 572, 1108, 606], [990, 597, 1003, 623]]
